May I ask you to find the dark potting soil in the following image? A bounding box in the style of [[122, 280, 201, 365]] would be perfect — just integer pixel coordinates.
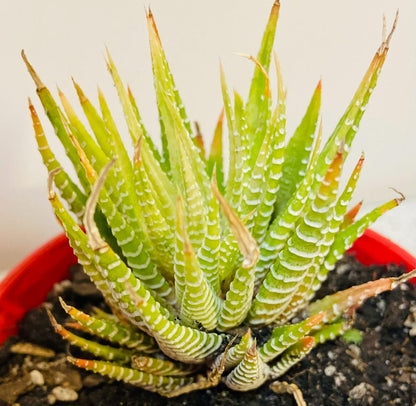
[[0, 256, 415, 406]]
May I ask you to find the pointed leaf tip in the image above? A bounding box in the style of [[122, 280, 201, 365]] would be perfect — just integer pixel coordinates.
[[71, 78, 88, 104], [246, 338, 258, 357], [392, 269, 416, 288], [67, 357, 93, 369], [45, 308, 63, 334], [21, 50, 45, 90], [306, 312, 326, 327], [344, 200, 364, 224], [317, 78, 322, 91], [300, 336, 315, 348], [145, 5, 152, 18], [389, 187, 405, 204], [58, 296, 72, 313], [146, 8, 161, 44], [378, 10, 399, 55], [237, 53, 271, 96], [56, 86, 64, 98], [104, 47, 115, 70]]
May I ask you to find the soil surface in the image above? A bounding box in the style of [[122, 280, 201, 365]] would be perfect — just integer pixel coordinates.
[[0, 255, 415, 405]]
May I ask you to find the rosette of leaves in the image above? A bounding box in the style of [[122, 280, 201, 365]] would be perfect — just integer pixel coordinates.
[[23, 1, 414, 400]]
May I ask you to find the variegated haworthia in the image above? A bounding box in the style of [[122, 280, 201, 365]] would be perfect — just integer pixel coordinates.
[[24, 1, 414, 402]]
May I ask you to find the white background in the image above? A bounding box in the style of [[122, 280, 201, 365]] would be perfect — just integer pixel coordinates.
[[1, 0, 415, 271]]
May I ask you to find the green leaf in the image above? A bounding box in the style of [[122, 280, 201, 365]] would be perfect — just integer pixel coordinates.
[[312, 320, 349, 345], [322, 196, 403, 279], [68, 357, 194, 393], [249, 144, 342, 326], [22, 52, 90, 192], [71, 80, 113, 158], [176, 197, 220, 331], [308, 269, 416, 324], [146, 9, 193, 136], [134, 140, 176, 274], [127, 85, 163, 165], [259, 313, 324, 363], [207, 110, 225, 194], [212, 329, 253, 371], [254, 122, 322, 288], [246, 1, 280, 150], [91, 161, 176, 308], [29, 100, 86, 219], [278, 149, 346, 321], [224, 340, 270, 391], [302, 154, 365, 302], [131, 355, 198, 376], [251, 53, 286, 241], [48, 311, 135, 364], [59, 298, 157, 352], [275, 80, 321, 215], [341, 328, 363, 344], [218, 261, 256, 331], [196, 175, 221, 295], [220, 66, 242, 207], [269, 336, 315, 378]]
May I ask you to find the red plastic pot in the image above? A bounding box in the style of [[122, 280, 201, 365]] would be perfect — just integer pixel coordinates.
[[0, 230, 414, 345], [0, 234, 76, 344]]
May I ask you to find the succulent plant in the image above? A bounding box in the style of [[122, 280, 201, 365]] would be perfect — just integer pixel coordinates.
[[23, 1, 414, 402]]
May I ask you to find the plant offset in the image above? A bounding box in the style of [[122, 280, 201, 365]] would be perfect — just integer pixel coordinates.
[[22, 1, 414, 401]]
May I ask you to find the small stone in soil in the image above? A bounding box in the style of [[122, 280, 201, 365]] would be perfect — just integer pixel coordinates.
[[29, 370, 44, 386], [11, 342, 55, 358], [39, 359, 82, 391], [349, 382, 377, 405], [48, 393, 57, 404], [51, 386, 79, 402], [324, 365, 336, 376], [0, 374, 34, 404]]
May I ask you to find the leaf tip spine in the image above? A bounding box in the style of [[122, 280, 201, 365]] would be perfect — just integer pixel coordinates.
[[389, 187, 405, 204], [378, 10, 398, 55], [21, 50, 45, 90]]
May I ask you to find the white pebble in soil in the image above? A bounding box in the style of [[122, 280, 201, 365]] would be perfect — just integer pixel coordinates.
[[51, 386, 78, 402], [348, 344, 361, 358], [324, 365, 336, 377], [29, 370, 44, 386], [327, 350, 336, 360], [47, 394, 56, 404], [348, 382, 376, 404], [335, 263, 351, 275], [376, 298, 386, 313], [400, 283, 409, 291], [404, 303, 416, 337], [385, 376, 394, 388], [334, 372, 346, 387]]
